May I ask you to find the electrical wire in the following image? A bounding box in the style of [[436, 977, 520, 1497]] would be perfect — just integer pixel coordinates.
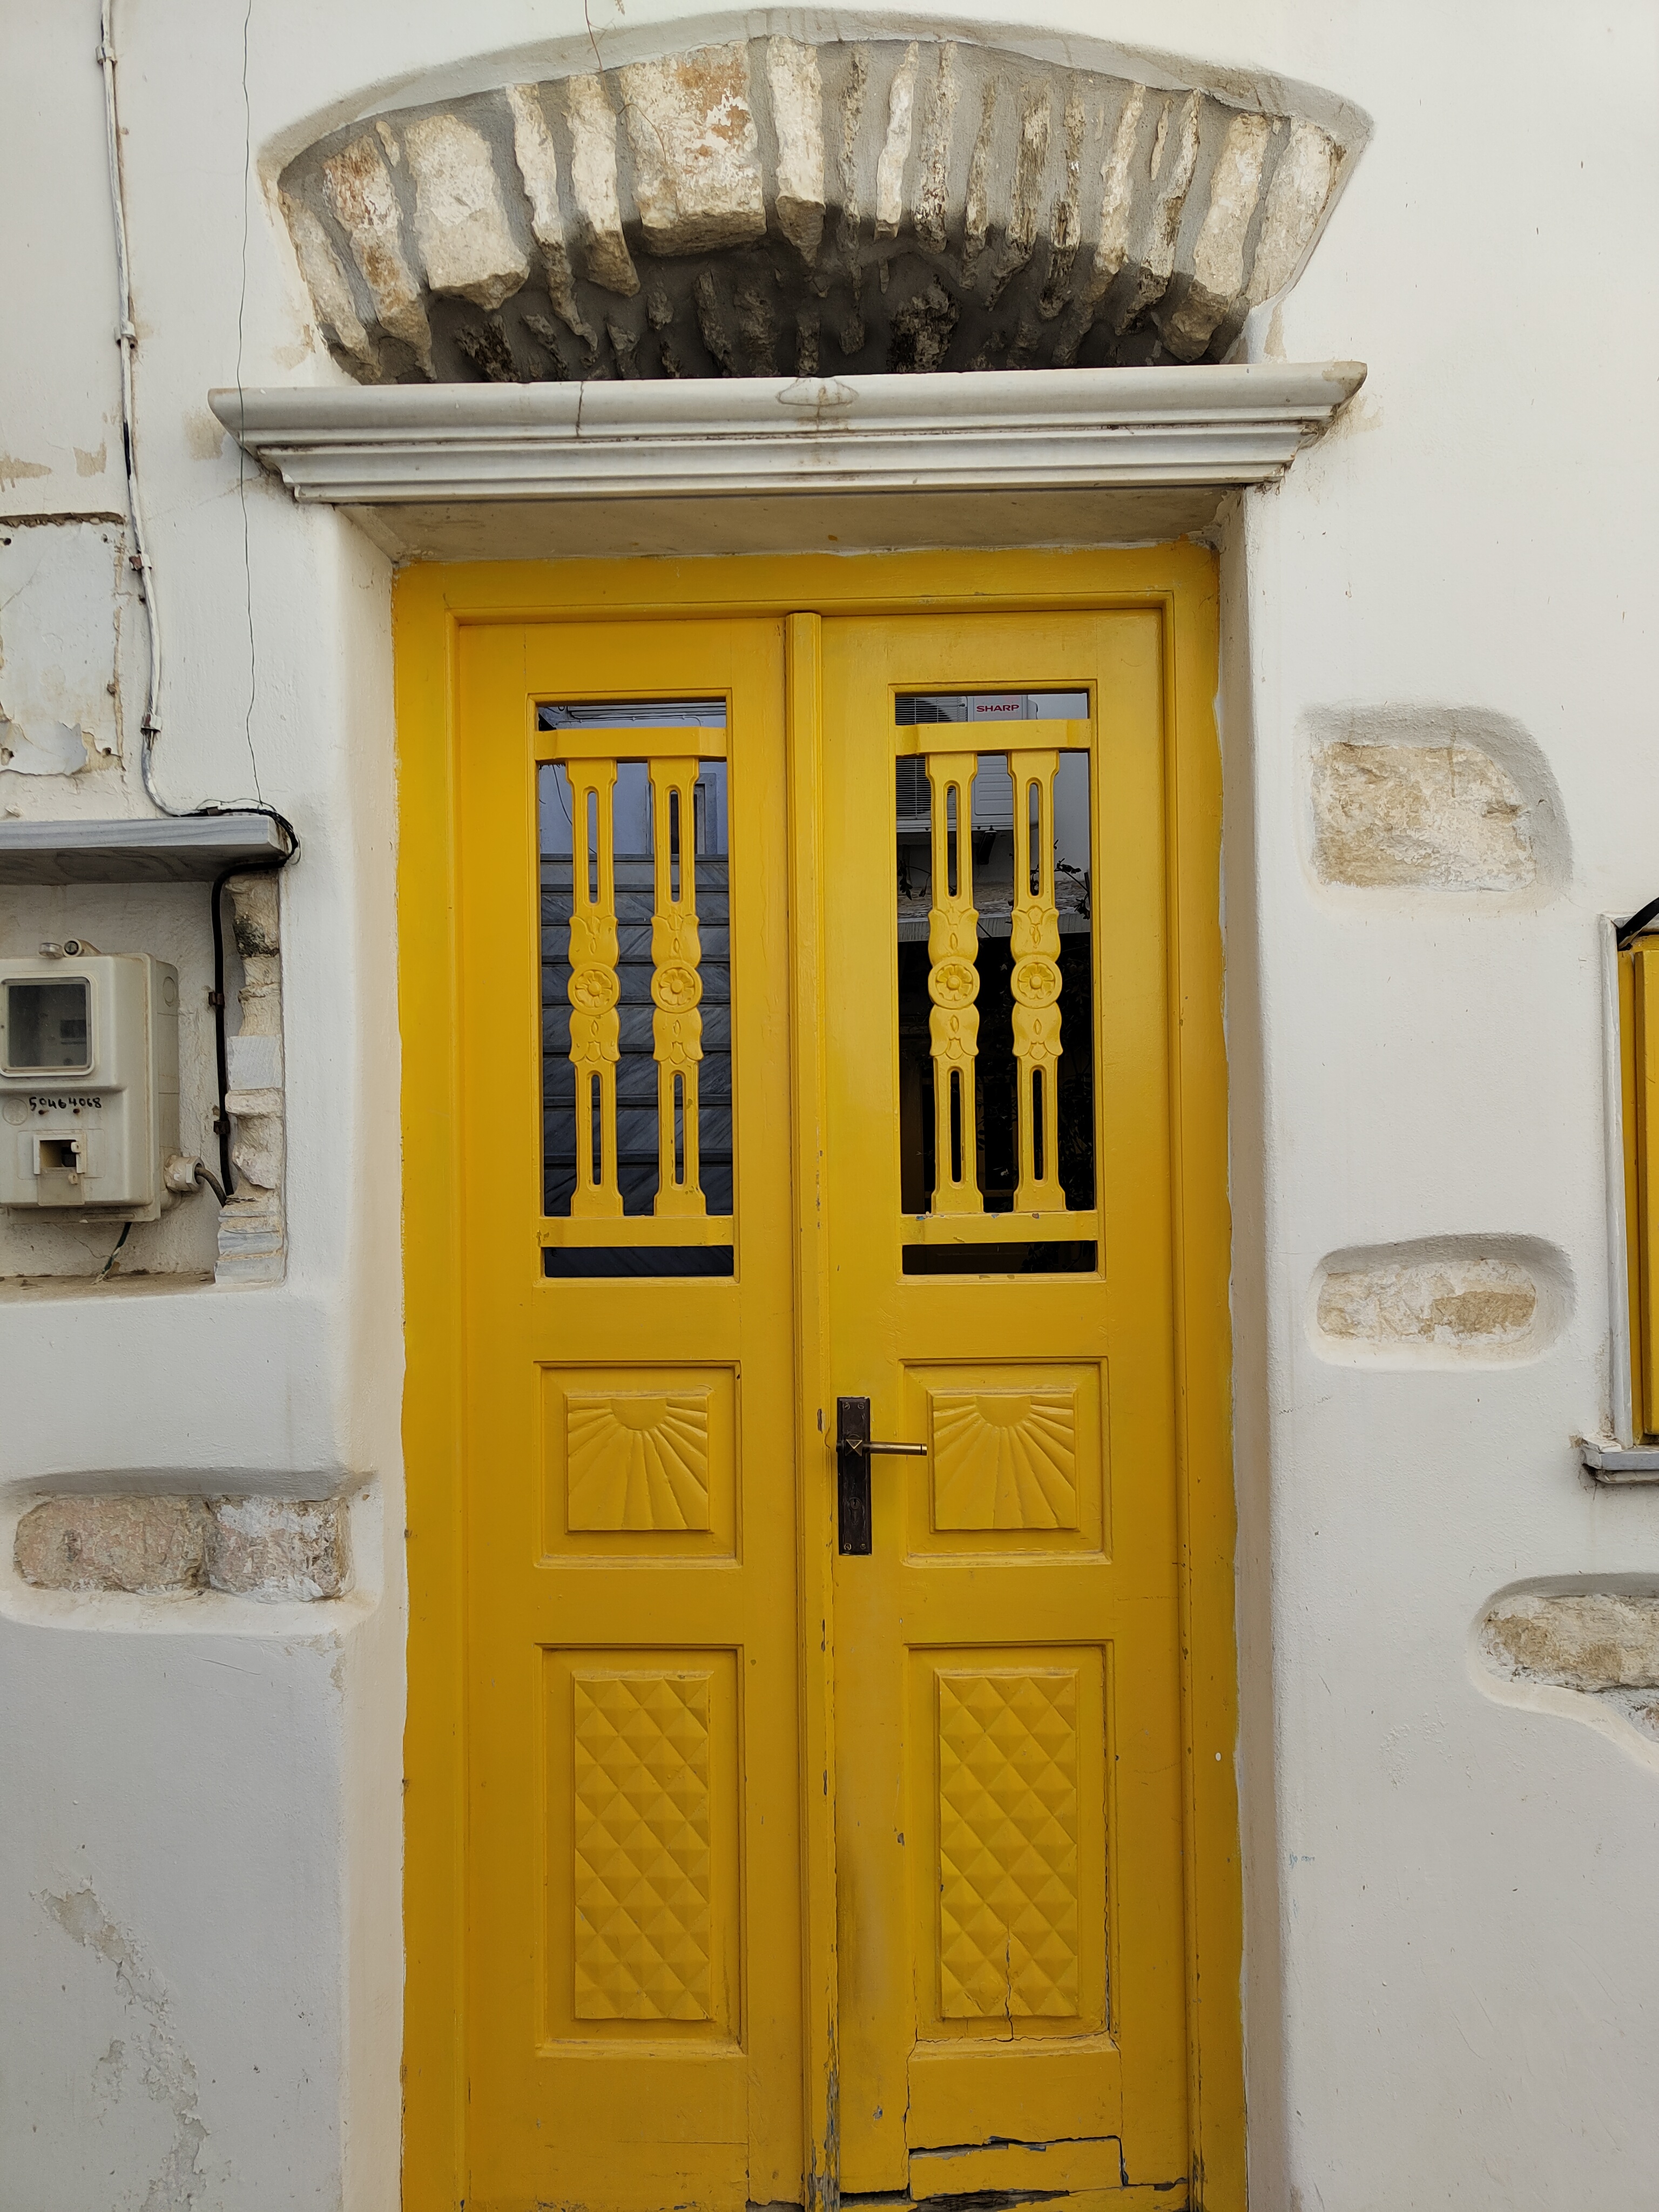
[[1617, 893, 1659, 950], [96, 1220, 132, 1282], [99, 0, 300, 1204], [96, 0, 296, 852], [97, 0, 163, 810]]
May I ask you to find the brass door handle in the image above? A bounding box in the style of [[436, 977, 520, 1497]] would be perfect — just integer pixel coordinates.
[[835, 1395, 926, 1456], [835, 1397, 925, 1554]]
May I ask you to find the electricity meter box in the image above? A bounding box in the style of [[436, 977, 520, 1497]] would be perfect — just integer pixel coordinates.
[[0, 954, 179, 1218]]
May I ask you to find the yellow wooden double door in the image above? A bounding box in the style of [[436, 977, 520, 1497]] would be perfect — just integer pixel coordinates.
[[401, 556, 1241, 2212]]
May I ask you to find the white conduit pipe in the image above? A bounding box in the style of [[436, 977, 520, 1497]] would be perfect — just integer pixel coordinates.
[[97, 0, 174, 815]]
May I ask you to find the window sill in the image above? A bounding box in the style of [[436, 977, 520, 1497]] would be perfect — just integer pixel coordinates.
[[1579, 1438, 1659, 1484]]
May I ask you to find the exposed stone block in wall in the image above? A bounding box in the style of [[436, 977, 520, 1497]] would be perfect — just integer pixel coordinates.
[[15, 1496, 209, 1594], [276, 39, 1358, 383], [1319, 1258, 1535, 1347], [1314, 741, 1531, 889], [1481, 1592, 1659, 1693], [14, 1495, 349, 1600], [1311, 1236, 1570, 1365], [217, 872, 287, 1285], [205, 1498, 349, 1602], [1475, 1583, 1659, 1764], [1305, 706, 1569, 897]]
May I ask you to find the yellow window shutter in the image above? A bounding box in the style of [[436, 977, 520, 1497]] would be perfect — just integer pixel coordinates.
[[1628, 946, 1659, 1436]]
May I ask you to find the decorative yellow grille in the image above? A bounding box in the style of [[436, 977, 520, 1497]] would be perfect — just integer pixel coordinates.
[[1008, 749, 1064, 1212], [649, 758, 706, 1217], [565, 759, 623, 1217], [917, 744, 1075, 1223], [925, 751, 983, 1216], [548, 741, 723, 1237]]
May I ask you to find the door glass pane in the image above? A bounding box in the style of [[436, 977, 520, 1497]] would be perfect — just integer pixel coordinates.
[[895, 696, 1095, 1276], [538, 700, 733, 1278]]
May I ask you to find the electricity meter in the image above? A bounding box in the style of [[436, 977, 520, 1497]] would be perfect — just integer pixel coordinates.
[[0, 951, 180, 1218]]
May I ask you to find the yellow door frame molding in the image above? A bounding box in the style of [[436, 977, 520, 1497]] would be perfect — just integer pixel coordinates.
[[395, 546, 1244, 2210]]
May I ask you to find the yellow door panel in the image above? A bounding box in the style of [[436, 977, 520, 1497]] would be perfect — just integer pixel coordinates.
[[401, 551, 1241, 2212], [453, 618, 802, 2212], [821, 611, 1186, 2193]]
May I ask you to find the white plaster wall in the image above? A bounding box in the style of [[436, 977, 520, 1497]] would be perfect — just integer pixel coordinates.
[[2, 6, 404, 2208], [2, 2, 1657, 2208]]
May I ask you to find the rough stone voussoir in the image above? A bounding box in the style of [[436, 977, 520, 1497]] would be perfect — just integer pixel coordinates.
[[622, 44, 767, 256], [404, 114, 530, 311], [278, 37, 1351, 385]]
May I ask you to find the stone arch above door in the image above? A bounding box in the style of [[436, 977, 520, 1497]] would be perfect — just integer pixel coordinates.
[[277, 36, 1357, 386]]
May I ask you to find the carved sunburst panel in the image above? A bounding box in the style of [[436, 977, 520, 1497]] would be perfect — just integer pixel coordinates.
[[567, 1390, 713, 1529], [930, 1388, 1080, 1529], [905, 1363, 1105, 1554], [543, 1365, 737, 1553]]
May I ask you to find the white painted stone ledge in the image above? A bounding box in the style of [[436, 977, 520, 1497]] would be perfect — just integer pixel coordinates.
[[211, 361, 1365, 503]]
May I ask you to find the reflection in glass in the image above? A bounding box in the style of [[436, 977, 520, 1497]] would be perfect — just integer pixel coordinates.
[[896, 691, 1088, 724], [539, 699, 727, 729]]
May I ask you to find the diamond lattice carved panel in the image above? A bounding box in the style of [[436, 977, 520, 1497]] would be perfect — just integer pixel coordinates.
[[938, 1669, 1081, 2020], [931, 1390, 1080, 1530], [567, 1392, 712, 1530], [574, 1670, 713, 2019]]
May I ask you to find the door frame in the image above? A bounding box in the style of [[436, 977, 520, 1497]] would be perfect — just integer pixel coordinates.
[[395, 547, 1243, 2210]]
